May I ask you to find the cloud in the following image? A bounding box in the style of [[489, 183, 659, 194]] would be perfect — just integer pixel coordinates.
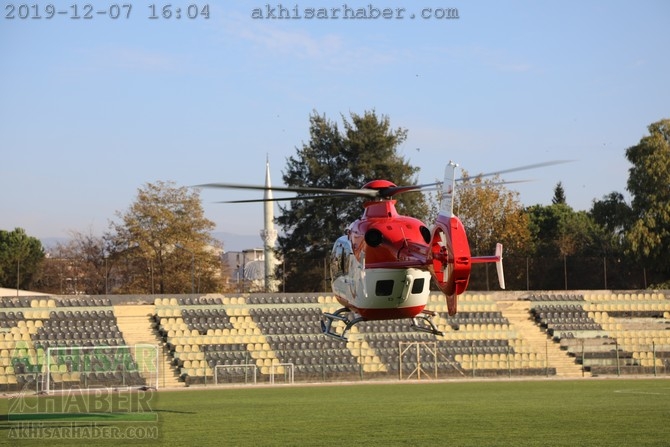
[[237, 23, 344, 59], [87, 46, 180, 73], [222, 12, 400, 71], [51, 45, 185, 78], [102, 47, 178, 71]]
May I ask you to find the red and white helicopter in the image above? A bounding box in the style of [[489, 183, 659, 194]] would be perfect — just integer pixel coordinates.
[[324, 161, 504, 340], [201, 160, 566, 341]]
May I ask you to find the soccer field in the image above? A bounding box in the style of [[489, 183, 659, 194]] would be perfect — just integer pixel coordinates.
[[1, 378, 669, 446]]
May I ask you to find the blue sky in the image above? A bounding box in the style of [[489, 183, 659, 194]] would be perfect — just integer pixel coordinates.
[[2, 1, 669, 251]]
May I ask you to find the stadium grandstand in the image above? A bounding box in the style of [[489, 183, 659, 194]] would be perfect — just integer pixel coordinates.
[[0, 288, 669, 392]]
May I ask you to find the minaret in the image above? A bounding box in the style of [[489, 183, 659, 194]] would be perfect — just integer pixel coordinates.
[[260, 157, 279, 292]]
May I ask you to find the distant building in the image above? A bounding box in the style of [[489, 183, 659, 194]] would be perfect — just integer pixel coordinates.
[[222, 248, 266, 292]]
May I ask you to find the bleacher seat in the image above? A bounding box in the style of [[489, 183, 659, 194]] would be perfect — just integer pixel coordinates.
[[529, 292, 670, 375], [0, 296, 151, 392]]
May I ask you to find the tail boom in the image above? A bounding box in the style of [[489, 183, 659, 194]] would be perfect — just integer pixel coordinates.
[[471, 243, 505, 290]]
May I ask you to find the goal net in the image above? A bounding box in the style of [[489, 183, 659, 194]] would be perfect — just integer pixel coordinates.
[[214, 364, 258, 385], [43, 345, 159, 393], [213, 363, 295, 385]]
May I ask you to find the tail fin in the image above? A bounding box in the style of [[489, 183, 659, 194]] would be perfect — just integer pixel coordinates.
[[495, 243, 505, 289], [470, 243, 505, 289], [439, 161, 458, 217]]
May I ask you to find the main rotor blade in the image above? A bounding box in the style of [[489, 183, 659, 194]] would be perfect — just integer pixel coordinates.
[[197, 181, 444, 200], [419, 179, 532, 193], [454, 179, 534, 189], [456, 160, 575, 182], [196, 182, 379, 198], [382, 182, 442, 196], [216, 193, 360, 204]]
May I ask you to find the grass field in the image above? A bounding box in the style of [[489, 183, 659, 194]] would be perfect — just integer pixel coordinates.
[[1, 378, 669, 446]]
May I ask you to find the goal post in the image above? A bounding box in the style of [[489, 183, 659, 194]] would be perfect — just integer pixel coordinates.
[[213, 363, 295, 385], [399, 341, 438, 380], [269, 362, 294, 385], [214, 364, 258, 385], [43, 344, 159, 393]]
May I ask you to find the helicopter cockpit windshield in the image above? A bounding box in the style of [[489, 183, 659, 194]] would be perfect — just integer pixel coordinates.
[[330, 235, 353, 279]]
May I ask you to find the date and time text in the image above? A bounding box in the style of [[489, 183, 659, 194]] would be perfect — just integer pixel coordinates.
[[4, 3, 210, 20]]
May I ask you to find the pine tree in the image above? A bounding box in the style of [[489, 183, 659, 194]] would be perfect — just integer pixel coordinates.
[[552, 182, 566, 205], [276, 110, 428, 292]]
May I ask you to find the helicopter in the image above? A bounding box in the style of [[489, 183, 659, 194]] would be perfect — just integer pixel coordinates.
[[200, 160, 568, 341], [323, 161, 504, 340]]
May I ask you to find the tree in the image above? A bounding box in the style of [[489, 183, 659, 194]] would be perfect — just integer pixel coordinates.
[[555, 209, 601, 257], [589, 192, 633, 255], [451, 173, 532, 290], [625, 118, 670, 281], [528, 182, 604, 257], [36, 229, 109, 295], [453, 172, 532, 256], [108, 181, 223, 294], [525, 202, 603, 289], [552, 182, 566, 205], [276, 110, 429, 291], [0, 228, 45, 291], [527, 203, 600, 257]]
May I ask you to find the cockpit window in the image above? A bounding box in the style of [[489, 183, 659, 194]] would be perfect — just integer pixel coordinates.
[[375, 279, 394, 296], [411, 278, 425, 294]]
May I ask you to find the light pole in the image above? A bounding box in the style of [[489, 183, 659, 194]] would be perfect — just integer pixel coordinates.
[[175, 244, 195, 294], [16, 258, 20, 297], [103, 249, 110, 295]]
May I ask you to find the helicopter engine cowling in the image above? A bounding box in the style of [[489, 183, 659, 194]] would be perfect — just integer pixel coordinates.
[[429, 214, 471, 315]]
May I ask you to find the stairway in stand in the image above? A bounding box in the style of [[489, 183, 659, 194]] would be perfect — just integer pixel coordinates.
[[114, 304, 184, 388], [500, 300, 587, 378]]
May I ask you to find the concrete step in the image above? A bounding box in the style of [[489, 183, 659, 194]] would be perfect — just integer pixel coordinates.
[[115, 305, 184, 388], [499, 300, 587, 378]]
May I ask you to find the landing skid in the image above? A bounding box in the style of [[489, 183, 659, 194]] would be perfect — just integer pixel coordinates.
[[410, 309, 444, 336], [321, 307, 445, 341], [321, 307, 364, 341]]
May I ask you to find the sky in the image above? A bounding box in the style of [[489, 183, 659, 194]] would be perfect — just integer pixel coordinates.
[[2, 1, 669, 252]]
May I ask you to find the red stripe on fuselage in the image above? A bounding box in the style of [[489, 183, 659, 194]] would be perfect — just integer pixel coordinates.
[[356, 305, 426, 320], [335, 295, 425, 320]]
